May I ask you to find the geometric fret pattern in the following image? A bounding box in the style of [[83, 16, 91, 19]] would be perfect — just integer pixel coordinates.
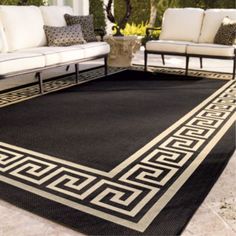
[[134, 65, 233, 80], [0, 66, 231, 108], [0, 79, 235, 232], [0, 67, 124, 108]]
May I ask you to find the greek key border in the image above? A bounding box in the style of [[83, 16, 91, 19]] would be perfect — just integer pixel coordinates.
[[0, 67, 124, 108], [0, 67, 231, 109]]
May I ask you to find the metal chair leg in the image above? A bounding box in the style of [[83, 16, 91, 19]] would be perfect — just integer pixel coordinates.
[[233, 57, 236, 80], [104, 56, 108, 76], [75, 64, 79, 84], [36, 72, 43, 94], [144, 51, 148, 71], [161, 54, 165, 65], [200, 57, 203, 69], [185, 56, 189, 76]]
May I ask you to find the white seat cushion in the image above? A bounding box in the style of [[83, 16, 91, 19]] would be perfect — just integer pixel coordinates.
[[0, 6, 47, 52], [0, 52, 45, 75], [18, 47, 85, 66], [73, 42, 110, 58], [40, 6, 74, 27], [18, 43, 110, 67], [146, 40, 189, 54], [187, 43, 236, 57], [160, 8, 204, 42], [199, 9, 236, 43]]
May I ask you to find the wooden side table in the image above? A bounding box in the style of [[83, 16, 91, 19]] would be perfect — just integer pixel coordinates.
[[104, 36, 141, 67]]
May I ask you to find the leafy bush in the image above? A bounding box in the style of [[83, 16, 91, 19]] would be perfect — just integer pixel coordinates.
[[20, 0, 45, 5], [0, 0, 18, 4], [121, 22, 148, 36], [179, 0, 235, 9], [114, 0, 178, 26], [114, 0, 150, 25], [121, 22, 160, 36], [114, 0, 235, 27], [0, 0, 45, 5], [89, 0, 106, 29], [121, 22, 160, 38], [116, 22, 161, 45]]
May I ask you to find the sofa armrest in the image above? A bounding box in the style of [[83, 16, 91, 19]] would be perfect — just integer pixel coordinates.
[[146, 27, 161, 37], [94, 28, 106, 42]]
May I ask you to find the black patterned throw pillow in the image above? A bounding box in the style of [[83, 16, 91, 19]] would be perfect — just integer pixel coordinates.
[[44, 24, 86, 47], [214, 17, 236, 45], [64, 14, 97, 42]]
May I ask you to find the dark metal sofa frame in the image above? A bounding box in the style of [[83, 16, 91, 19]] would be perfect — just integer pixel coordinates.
[[0, 29, 108, 94], [144, 28, 236, 80]]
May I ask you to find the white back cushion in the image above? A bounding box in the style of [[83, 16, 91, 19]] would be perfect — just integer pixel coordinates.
[[0, 6, 46, 52], [199, 9, 236, 43], [0, 22, 3, 52], [40, 6, 74, 27], [160, 8, 204, 42], [0, 37, 2, 52], [0, 19, 8, 52]]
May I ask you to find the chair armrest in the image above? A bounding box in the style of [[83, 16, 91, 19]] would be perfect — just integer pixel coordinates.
[[94, 28, 106, 41], [142, 27, 161, 45], [146, 27, 161, 37]]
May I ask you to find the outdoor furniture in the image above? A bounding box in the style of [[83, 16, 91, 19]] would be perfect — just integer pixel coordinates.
[[0, 6, 110, 93], [145, 8, 236, 79], [104, 35, 141, 67]]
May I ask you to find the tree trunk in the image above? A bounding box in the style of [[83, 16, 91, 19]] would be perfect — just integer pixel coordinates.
[[149, 0, 157, 27]]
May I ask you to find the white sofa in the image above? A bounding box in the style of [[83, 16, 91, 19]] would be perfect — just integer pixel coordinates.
[[0, 5, 110, 93], [145, 8, 236, 79]]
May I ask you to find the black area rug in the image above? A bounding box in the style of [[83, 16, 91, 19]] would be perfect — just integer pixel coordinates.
[[0, 70, 235, 235]]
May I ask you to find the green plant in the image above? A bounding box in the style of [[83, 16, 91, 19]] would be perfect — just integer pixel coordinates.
[[19, 0, 45, 5], [114, 22, 161, 45], [0, 0, 45, 5], [89, 0, 106, 29], [121, 22, 148, 36], [114, 0, 235, 27], [0, 0, 18, 4], [120, 22, 160, 37], [179, 0, 235, 9], [115, 0, 150, 25]]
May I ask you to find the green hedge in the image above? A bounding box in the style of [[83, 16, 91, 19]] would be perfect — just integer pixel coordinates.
[[114, 0, 179, 26], [114, 0, 150, 25], [114, 0, 180, 26], [89, 0, 106, 29], [20, 0, 45, 5], [114, 0, 235, 26], [0, 0, 18, 4], [0, 0, 44, 5], [179, 0, 235, 9]]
